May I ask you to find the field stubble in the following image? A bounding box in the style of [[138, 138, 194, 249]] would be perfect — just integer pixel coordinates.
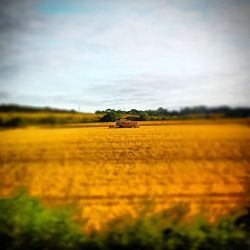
[[0, 120, 249, 229]]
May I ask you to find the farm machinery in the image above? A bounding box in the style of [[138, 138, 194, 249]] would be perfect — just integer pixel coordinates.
[[109, 118, 139, 128]]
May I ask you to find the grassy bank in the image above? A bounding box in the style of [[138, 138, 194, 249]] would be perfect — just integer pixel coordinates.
[[0, 112, 103, 127], [0, 190, 249, 250]]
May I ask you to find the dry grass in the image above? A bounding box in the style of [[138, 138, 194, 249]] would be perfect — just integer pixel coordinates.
[[0, 119, 249, 229]]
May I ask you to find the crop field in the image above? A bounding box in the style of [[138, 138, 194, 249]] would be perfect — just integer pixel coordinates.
[[0, 120, 249, 230]]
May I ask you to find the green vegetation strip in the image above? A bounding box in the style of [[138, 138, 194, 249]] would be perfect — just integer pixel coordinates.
[[0, 190, 249, 250]]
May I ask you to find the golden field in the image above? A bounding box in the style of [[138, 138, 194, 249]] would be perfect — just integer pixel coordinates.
[[0, 119, 249, 230]]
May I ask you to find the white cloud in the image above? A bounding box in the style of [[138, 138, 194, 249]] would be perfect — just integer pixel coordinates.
[[0, 0, 249, 111]]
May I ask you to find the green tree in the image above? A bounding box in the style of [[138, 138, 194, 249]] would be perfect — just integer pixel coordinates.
[[100, 112, 119, 122]]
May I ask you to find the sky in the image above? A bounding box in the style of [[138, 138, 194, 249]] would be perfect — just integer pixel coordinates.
[[0, 0, 249, 112]]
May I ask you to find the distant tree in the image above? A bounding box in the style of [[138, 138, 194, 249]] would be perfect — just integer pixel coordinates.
[[169, 110, 179, 116], [4, 117, 23, 127], [130, 109, 140, 115], [105, 109, 116, 113], [138, 113, 148, 121], [156, 107, 168, 115], [100, 112, 120, 122], [0, 104, 77, 113]]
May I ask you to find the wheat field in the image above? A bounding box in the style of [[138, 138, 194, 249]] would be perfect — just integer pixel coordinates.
[[0, 120, 249, 229]]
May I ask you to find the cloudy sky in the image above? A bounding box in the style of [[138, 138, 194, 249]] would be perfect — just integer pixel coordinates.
[[0, 0, 249, 112]]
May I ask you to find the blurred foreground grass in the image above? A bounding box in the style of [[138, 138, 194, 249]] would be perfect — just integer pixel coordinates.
[[0, 190, 249, 250]]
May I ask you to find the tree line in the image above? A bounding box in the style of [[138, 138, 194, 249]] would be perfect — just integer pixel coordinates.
[[97, 106, 250, 122], [1, 104, 249, 124], [0, 104, 77, 113]]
